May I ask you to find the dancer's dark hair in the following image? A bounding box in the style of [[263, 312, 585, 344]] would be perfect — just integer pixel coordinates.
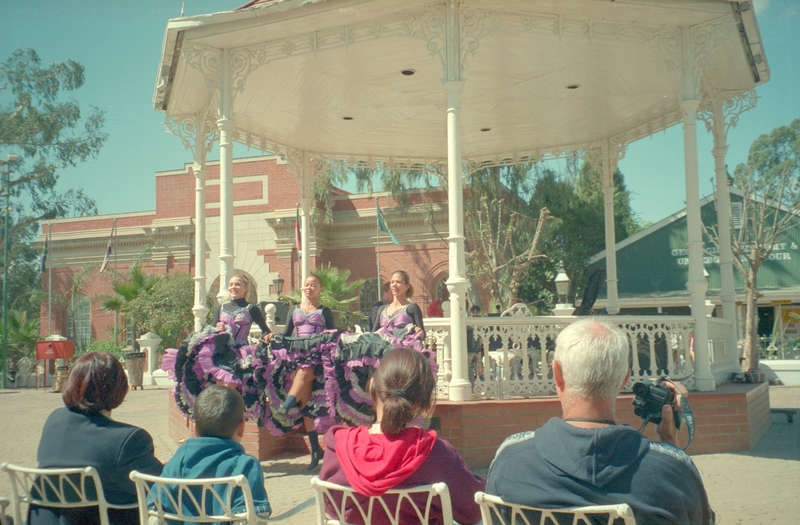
[[392, 270, 414, 298]]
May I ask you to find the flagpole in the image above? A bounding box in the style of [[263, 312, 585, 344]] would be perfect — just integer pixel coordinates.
[[296, 203, 301, 290], [375, 198, 381, 302], [47, 223, 52, 336], [112, 218, 118, 345]]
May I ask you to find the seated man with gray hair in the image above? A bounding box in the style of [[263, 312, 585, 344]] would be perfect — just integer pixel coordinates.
[[487, 319, 714, 525]]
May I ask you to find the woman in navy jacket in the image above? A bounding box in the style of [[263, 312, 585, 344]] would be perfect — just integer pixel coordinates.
[[29, 352, 163, 525]]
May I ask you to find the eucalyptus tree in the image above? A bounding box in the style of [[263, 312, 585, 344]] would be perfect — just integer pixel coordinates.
[[1, 48, 105, 335], [0, 48, 105, 243], [520, 164, 640, 311], [704, 119, 800, 371]]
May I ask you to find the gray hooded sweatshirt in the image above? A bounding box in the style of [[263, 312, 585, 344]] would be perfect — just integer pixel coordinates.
[[487, 417, 714, 525]]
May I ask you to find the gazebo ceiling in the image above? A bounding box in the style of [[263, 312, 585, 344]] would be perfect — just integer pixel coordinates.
[[155, 0, 768, 163]]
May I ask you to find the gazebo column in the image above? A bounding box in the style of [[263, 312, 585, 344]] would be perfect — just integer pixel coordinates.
[[444, 80, 470, 401], [679, 24, 714, 391], [602, 140, 620, 315], [217, 49, 235, 296], [443, 0, 470, 402], [299, 151, 313, 283], [299, 197, 311, 283], [681, 97, 714, 391], [192, 113, 209, 331], [710, 100, 739, 369]]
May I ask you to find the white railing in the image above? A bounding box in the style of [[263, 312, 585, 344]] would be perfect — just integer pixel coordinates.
[[425, 315, 731, 400]]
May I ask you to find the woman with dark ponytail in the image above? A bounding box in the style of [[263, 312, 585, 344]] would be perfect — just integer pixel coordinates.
[[319, 347, 484, 525]]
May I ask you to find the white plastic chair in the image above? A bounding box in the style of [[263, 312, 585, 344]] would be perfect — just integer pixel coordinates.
[[474, 491, 637, 525], [1, 462, 137, 525], [129, 470, 269, 525], [0, 496, 10, 525], [311, 475, 453, 525]]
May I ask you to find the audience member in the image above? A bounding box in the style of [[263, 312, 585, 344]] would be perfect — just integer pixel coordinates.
[[320, 347, 484, 525], [487, 319, 714, 525], [29, 352, 163, 525], [426, 285, 449, 317], [158, 385, 271, 519], [368, 281, 393, 330]]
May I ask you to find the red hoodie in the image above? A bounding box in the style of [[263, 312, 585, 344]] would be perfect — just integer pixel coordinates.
[[335, 426, 437, 496], [320, 425, 485, 525]]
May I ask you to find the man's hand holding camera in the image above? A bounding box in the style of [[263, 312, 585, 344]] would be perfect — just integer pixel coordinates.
[[633, 378, 693, 449], [656, 381, 687, 447]]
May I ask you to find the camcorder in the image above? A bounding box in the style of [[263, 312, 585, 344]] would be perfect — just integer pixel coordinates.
[[632, 378, 682, 430]]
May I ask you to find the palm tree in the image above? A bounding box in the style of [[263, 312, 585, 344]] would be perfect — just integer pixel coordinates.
[[1, 309, 40, 364], [102, 264, 161, 346], [281, 263, 365, 328]]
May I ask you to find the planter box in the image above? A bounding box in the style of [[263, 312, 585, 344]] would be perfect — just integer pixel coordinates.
[[759, 360, 800, 386]]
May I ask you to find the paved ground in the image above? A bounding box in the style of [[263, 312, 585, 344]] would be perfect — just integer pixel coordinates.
[[1, 385, 798, 524]]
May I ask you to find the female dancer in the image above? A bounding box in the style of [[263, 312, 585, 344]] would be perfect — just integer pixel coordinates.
[[319, 347, 484, 525], [371, 270, 426, 347], [333, 270, 432, 427], [262, 274, 337, 469], [164, 273, 270, 417]]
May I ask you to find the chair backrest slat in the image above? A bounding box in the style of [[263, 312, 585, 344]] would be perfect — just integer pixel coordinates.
[[1, 462, 136, 525], [474, 491, 637, 525], [311, 476, 454, 525], [129, 470, 266, 524]]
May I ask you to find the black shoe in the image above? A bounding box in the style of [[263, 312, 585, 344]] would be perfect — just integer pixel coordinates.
[[306, 449, 322, 471]]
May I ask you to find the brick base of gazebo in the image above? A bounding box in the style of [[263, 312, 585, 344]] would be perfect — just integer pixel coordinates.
[[167, 382, 770, 468]]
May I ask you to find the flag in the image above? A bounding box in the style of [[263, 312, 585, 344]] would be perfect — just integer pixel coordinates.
[[99, 219, 117, 273], [377, 203, 399, 245], [40, 229, 49, 273], [295, 206, 302, 258]]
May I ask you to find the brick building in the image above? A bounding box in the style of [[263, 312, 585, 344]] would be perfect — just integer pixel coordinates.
[[38, 155, 453, 346]]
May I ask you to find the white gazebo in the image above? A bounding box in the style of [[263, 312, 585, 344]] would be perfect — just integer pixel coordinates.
[[154, 0, 768, 398]]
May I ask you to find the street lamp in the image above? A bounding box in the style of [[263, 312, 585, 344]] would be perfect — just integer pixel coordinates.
[[553, 261, 573, 316], [1, 154, 19, 389], [273, 277, 284, 297]]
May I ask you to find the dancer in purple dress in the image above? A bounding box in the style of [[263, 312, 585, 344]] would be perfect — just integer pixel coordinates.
[[261, 274, 337, 469], [333, 270, 432, 428], [163, 273, 270, 418]]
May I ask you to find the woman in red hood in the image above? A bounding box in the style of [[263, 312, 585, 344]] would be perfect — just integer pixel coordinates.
[[319, 347, 485, 525]]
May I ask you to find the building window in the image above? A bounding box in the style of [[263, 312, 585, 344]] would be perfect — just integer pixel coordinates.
[[731, 201, 743, 230], [67, 293, 91, 351], [360, 278, 379, 314]]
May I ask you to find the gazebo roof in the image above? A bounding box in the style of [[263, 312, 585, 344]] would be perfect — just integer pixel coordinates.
[[154, 0, 768, 165]]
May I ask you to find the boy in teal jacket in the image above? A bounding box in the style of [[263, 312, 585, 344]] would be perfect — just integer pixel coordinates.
[[158, 385, 271, 520]]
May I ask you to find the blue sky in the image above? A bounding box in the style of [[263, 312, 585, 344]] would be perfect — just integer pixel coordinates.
[[1, 0, 798, 225]]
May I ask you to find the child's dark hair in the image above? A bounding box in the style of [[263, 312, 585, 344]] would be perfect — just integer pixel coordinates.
[[369, 347, 435, 435], [194, 385, 245, 439]]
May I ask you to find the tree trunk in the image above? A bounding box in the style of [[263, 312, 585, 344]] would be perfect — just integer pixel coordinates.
[[742, 265, 760, 372]]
